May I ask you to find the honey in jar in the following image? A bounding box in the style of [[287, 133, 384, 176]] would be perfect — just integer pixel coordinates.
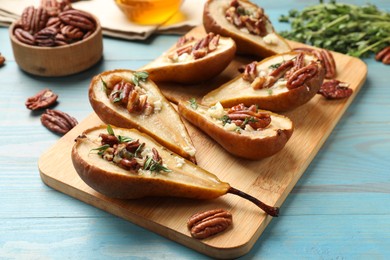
[[115, 0, 183, 25]]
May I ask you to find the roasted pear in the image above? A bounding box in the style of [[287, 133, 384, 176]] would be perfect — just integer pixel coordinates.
[[72, 125, 279, 217], [203, 0, 291, 58], [89, 69, 197, 162], [141, 32, 236, 84], [202, 51, 325, 111], [178, 100, 293, 159]]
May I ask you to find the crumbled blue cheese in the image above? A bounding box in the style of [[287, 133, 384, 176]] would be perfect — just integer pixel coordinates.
[[153, 99, 162, 112], [207, 102, 225, 119], [224, 122, 237, 131], [183, 146, 196, 157], [174, 156, 185, 168], [263, 33, 279, 45]]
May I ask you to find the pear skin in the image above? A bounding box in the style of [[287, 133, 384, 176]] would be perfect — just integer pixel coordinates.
[[72, 125, 279, 217]]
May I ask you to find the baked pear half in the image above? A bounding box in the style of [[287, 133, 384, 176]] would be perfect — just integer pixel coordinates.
[[202, 51, 325, 111], [178, 100, 293, 159], [203, 0, 291, 58], [141, 32, 236, 84], [72, 125, 279, 216], [89, 69, 196, 162]]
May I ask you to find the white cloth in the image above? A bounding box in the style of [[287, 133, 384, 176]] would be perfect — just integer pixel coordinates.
[[0, 0, 206, 40]]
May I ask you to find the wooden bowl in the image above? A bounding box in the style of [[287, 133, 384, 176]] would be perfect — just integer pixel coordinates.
[[9, 18, 103, 77]]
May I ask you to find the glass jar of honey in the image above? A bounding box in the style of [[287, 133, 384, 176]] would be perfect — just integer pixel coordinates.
[[114, 0, 183, 25]]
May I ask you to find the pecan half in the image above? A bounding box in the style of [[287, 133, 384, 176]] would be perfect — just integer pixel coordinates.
[[187, 209, 233, 239], [286, 62, 318, 89], [375, 46, 390, 65], [41, 0, 72, 17], [21, 6, 49, 35], [0, 53, 5, 67], [225, 0, 268, 36], [293, 47, 337, 78], [35, 27, 57, 47], [227, 103, 271, 130], [14, 28, 35, 45], [59, 9, 95, 31], [25, 89, 58, 110], [41, 109, 78, 135], [318, 79, 353, 99], [242, 61, 257, 82]]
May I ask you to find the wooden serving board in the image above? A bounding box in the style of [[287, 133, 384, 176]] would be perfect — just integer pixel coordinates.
[[38, 27, 367, 259]]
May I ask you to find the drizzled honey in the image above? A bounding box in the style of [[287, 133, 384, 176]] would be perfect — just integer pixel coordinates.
[[115, 0, 183, 25]]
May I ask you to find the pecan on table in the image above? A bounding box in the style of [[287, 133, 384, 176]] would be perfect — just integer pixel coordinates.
[[26, 89, 58, 110], [41, 109, 78, 135], [0, 53, 5, 67], [187, 209, 233, 239], [375, 46, 390, 65], [317, 79, 353, 100]]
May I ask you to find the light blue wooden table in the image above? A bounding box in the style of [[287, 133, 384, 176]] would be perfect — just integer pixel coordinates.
[[1, 1, 389, 259]]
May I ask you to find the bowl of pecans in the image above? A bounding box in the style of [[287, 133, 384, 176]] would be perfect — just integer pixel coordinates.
[[9, 1, 103, 77]]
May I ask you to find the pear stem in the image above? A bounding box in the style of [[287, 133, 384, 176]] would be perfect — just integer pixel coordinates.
[[228, 187, 279, 217]]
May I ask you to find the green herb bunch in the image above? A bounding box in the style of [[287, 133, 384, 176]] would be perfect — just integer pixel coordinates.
[[279, 1, 390, 57]]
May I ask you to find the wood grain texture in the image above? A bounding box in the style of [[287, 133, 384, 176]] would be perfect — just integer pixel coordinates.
[[2, 1, 390, 259], [38, 26, 366, 258]]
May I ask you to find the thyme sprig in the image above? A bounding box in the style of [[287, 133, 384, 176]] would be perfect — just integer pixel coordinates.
[[132, 71, 149, 86], [143, 156, 171, 173], [279, 1, 390, 57], [189, 98, 198, 110]]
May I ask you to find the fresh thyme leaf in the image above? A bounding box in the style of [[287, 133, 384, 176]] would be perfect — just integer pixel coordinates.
[[90, 144, 110, 155], [143, 156, 171, 173], [189, 98, 198, 110], [100, 77, 108, 91], [132, 71, 149, 86], [134, 143, 145, 157], [279, 2, 390, 57], [107, 125, 115, 136], [118, 135, 133, 143], [220, 115, 231, 126], [267, 89, 273, 95]]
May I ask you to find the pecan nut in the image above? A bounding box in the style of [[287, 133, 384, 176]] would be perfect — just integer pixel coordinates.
[[187, 209, 233, 239], [40, 0, 72, 17], [26, 89, 58, 110], [14, 28, 36, 45], [41, 109, 78, 135], [286, 63, 318, 89], [293, 47, 337, 79], [227, 103, 271, 130], [375, 46, 390, 65], [21, 6, 49, 35], [35, 27, 58, 47], [59, 9, 95, 31], [0, 53, 5, 66], [318, 79, 353, 99]]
